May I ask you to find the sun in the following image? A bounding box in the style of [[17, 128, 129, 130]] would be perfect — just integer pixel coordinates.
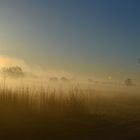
[[0, 55, 20, 68], [0, 55, 29, 71], [0, 55, 9, 67]]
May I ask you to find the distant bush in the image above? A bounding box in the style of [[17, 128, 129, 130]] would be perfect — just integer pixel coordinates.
[[49, 77, 59, 82], [61, 77, 69, 82], [88, 78, 93, 83]]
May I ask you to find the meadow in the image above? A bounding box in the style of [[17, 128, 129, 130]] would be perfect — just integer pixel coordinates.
[[0, 80, 140, 140]]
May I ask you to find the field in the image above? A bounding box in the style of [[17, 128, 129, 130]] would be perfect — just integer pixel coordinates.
[[0, 80, 140, 140]]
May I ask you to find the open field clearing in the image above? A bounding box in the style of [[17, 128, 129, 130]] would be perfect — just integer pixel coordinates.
[[0, 81, 140, 140]]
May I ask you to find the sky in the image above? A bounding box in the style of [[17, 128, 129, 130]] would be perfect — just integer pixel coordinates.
[[0, 0, 140, 81]]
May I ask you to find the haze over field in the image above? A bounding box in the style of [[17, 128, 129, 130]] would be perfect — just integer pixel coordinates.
[[0, 0, 140, 83], [0, 0, 140, 140]]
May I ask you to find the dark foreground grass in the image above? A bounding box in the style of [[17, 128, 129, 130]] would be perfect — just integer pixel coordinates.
[[0, 86, 140, 140]]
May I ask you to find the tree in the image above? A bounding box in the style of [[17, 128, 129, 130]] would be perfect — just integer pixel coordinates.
[[1, 66, 24, 78], [124, 78, 134, 86]]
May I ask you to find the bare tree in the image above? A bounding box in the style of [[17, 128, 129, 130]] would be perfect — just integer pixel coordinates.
[[124, 78, 134, 86], [1, 66, 24, 78]]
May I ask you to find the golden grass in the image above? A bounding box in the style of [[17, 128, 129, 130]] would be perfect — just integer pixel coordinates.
[[0, 84, 140, 140]]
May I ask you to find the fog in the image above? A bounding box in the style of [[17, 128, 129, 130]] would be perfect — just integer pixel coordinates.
[[0, 55, 139, 95]]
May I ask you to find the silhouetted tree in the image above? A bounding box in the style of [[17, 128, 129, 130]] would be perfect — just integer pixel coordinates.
[[1, 66, 24, 78], [124, 78, 134, 86]]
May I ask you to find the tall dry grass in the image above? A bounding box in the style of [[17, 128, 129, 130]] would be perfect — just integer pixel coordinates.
[[0, 84, 140, 140]]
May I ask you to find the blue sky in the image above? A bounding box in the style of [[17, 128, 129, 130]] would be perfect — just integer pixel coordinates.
[[0, 0, 140, 80]]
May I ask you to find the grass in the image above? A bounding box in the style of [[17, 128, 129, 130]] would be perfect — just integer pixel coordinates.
[[0, 84, 140, 140]]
